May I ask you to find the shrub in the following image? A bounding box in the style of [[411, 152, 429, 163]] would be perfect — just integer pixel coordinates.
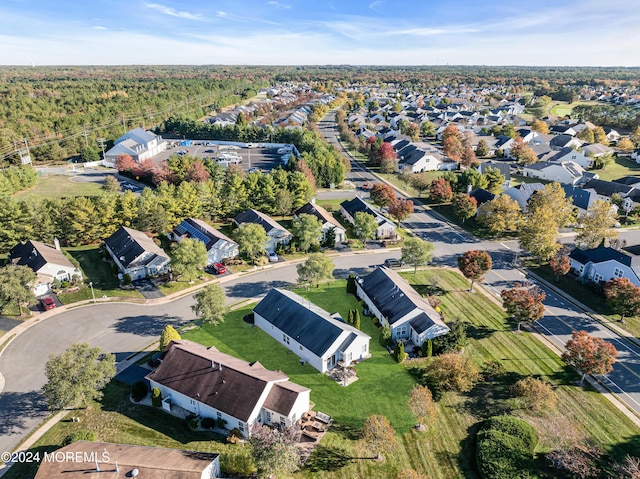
[[511, 376, 558, 413], [62, 430, 96, 446], [379, 324, 392, 347], [346, 273, 357, 294], [201, 417, 216, 429], [216, 417, 228, 429], [422, 352, 480, 393], [51, 278, 62, 291], [421, 339, 433, 358], [476, 415, 538, 479], [394, 341, 408, 363], [131, 381, 148, 402], [123, 273, 132, 285], [227, 427, 243, 443], [61, 281, 70, 289], [187, 414, 200, 430], [151, 387, 162, 407]]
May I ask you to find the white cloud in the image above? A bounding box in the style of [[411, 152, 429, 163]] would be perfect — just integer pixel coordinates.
[[93, 26, 107, 30], [145, 3, 204, 21], [266, 1, 291, 9], [369, 1, 383, 11]]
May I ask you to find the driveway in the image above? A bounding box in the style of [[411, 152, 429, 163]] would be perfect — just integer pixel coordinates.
[[133, 279, 164, 299]]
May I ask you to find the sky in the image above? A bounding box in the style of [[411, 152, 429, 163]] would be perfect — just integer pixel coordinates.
[[0, 0, 639, 66]]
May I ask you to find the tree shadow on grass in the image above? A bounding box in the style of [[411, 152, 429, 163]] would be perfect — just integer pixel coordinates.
[[608, 434, 640, 462], [466, 324, 496, 341], [328, 421, 362, 441], [411, 283, 446, 297], [548, 364, 581, 386], [456, 421, 483, 479], [100, 381, 225, 446], [460, 369, 523, 420], [304, 445, 354, 472]]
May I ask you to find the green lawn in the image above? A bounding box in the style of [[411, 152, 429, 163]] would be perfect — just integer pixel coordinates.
[[528, 264, 640, 338], [549, 100, 600, 118], [592, 155, 640, 182], [8, 273, 639, 479], [316, 198, 347, 212], [58, 246, 142, 304], [15, 174, 104, 199]]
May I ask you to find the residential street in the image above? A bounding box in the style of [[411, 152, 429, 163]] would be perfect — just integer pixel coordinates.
[[1, 113, 639, 455], [318, 110, 640, 416], [0, 250, 399, 454]]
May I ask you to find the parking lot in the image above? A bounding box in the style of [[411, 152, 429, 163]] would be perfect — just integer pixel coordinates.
[[153, 141, 286, 173]]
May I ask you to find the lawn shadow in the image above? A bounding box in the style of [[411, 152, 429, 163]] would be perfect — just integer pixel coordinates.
[[304, 445, 354, 472], [329, 421, 362, 441], [0, 390, 48, 436], [608, 434, 640, 462], [460, 370, 522, 420], [411, 283, 446, 297], [110, 314, 187, 336], [456, 421, 483, 479], [100, 381, 225, 446], [466, 324, 495, 341], [548, 364, 581, 385]]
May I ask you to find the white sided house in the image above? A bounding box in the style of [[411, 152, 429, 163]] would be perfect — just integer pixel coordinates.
[[340, 197, 397, 240], [356, 266, 450, 345], [104, 226, 170, 280], [253, 289, 371, 373], [146, 340, 310, 438], [294, 201, 346, 245], [8, 239, 82, 296], [169, 218, 238, 265], [569, 246, 640, 286], [104, 127, 167, 162], [233, 209, 293, 253]]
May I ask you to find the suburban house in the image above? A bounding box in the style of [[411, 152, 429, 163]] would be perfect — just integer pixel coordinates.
[[147, 340, 310, 437], [538, 147, 592, 169], [169, 218, 238, 265], [253, 289, 371, 373], [294, 201, 346, 245], [563, 185, 599, 214], [469, 188, 496, 207], [581, 143, 615, 158], [8, 239, 82, 296], [104, 226, 171, 280], [503, 182, 546, 210], [569, 246, 640, 286], [356, 266, 450, 346], [479, 161, 511, 188], [340, 197, 397, 240], [521, 161, 595, 185], [34, 441, 220, 479], [632, 149, 640, 163], [104, 127, 167, 163], [549, 134, 583, 151], [233, 209, 292, 253], [550, 125, 578, 136]]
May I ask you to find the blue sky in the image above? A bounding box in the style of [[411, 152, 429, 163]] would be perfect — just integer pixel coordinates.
[[1, 0, 638, 65]]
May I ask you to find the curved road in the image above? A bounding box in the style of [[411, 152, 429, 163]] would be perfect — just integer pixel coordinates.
[[0, 251, 398, 454]]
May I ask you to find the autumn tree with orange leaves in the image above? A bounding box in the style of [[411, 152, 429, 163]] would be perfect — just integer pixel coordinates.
[[549, 254, 571, 283], [562, 330, 618, 384], [500, 283, 546, 331], [458, 250, 493, 292], [603, 277, 640, 323]]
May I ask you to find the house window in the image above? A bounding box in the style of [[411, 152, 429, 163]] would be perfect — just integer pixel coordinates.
[[266, 411, 271, 423], [362, 344, 368, 353], [299, 345, 303, 351], [217, 411, 222, 418], [238, 422, 245, 432], [397, 325, 408, 336], [594, 274, 603, 282], [282, 334, 290, 345], [578, 265, 584, 274], [614, 268, 624, 278], [280, 416, 286, 425]]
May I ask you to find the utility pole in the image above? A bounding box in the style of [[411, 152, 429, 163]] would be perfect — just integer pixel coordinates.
[[18, 139, 32, 165], [122, 115, 127, 134], [81, 126, 89, 147], [97, 138, 107, 160]]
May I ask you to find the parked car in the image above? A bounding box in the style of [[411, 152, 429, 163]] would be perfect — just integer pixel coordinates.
[[209, 262, 226, 275], [384, 258, 405, 268], [267, 251, 279, 263], [40, 296, 56, 310]]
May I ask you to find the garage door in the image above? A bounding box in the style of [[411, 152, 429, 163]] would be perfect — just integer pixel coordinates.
[[34, 283, 50, 296]]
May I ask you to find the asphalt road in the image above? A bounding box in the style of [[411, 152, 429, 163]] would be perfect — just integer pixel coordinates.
[[318, 110, 640, 416], [0, 251, 399, 454]]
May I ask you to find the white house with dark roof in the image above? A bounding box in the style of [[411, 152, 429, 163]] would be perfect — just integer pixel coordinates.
[[503, 183, 546, 210], [8, 239, 82, 296], [104, 226, 170, 280], [294, 201, 346, 245], [147, 340, 310, 438], [233, 209, 292, 253], [538, 147, 592, 169], [522, 161, 595, 186], [569, 246, 640, 286], [253, 289, 371, 373], [340, 197, 397, 240], [169, 218, 238, 265], [356, 266, 449, 346], [104, 127, 166, 162]]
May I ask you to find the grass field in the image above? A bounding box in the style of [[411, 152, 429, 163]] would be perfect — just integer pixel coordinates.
[[58, 246, 143, 304], [7, 273, 638, 479], [15, 174, 103, 199], [592, 155, 640, 182], [549, 100, 600, 118]]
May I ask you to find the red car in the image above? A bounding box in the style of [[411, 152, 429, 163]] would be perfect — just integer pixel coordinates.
[[40, 296, 56, 310], [210, 263, 226, 275]]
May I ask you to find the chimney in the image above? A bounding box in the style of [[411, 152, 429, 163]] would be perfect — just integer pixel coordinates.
[[53, 238, 60, 250]]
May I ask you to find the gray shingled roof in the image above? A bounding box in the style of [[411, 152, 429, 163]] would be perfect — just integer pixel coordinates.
[[104, 226, 169, 269], [9, 240, 75, 272], [253, 289, 367, 356]]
